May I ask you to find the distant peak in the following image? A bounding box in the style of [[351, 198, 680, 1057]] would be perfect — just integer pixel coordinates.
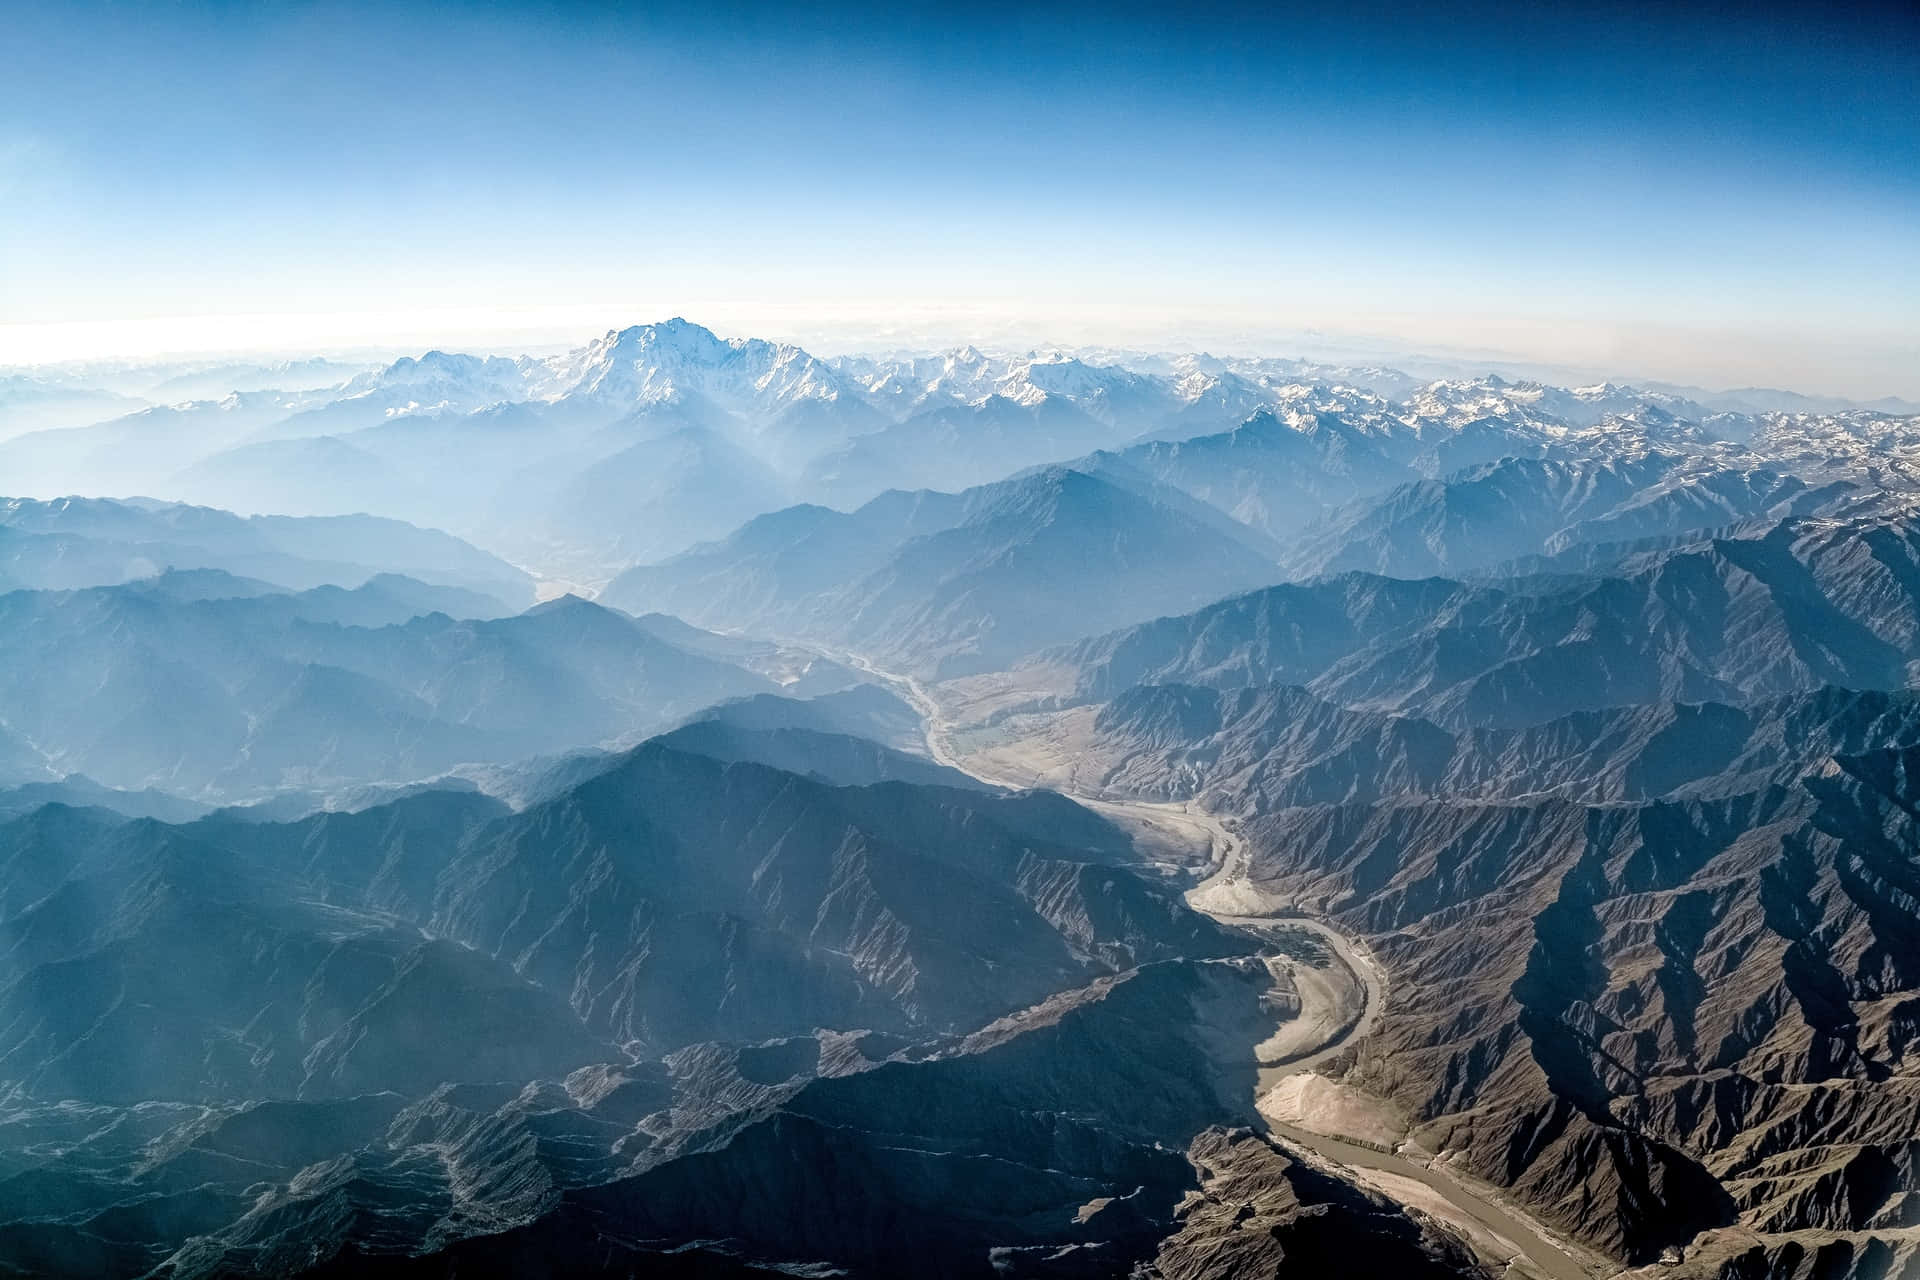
[[608, 316, 722, 345], [525, 591, 602, 615]]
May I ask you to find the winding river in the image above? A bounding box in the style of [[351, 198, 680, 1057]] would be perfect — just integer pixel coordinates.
[[845, 656, 1600, 1280]]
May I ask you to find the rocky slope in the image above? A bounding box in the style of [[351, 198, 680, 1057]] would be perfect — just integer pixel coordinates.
[[237, 962, 1300, 1279], [1078, 682, 1920, 809], [1212, 745, 1920, 1265], [1143, 1127, 1497, 1280]]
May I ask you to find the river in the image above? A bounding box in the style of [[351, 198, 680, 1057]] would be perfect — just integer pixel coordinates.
[[847, 656, 1601, 1280]]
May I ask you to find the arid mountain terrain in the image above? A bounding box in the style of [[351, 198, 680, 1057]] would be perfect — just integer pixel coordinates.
[[3, 326, 1920, 1278]]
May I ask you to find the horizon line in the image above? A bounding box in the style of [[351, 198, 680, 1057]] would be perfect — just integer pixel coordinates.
[[3, 306, 1916, 409]]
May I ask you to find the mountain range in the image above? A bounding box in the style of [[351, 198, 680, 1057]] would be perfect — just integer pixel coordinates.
[[17, 318, 1916, 587], [8, 322, 1920, 1278], [0, 579, 800, 798], [0, 495, 535, 604], [604, 464, 1284, 677], [1052, 514, 1920, 726], [0, 728, 1259, 1277]]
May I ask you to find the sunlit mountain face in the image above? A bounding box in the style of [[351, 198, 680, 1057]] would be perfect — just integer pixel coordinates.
[[3, 1, 1918, 1277]]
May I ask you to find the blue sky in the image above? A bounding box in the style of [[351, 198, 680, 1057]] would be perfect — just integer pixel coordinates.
[[3, 0, 1916, 397]]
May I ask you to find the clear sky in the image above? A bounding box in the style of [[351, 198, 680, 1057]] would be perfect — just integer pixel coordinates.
[[3, 0, 1916, 398]]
